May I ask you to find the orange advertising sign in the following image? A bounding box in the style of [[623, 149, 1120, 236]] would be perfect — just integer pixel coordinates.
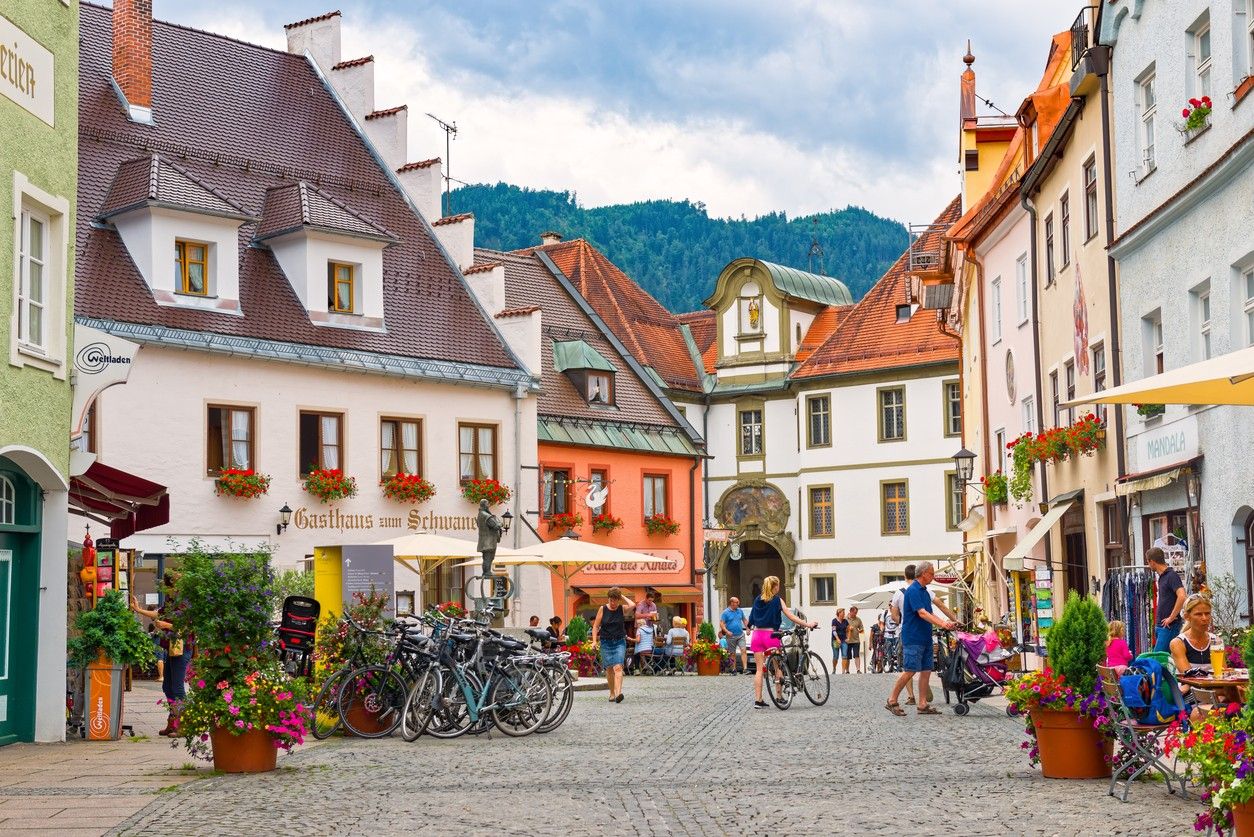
[[86, 668, 114, 740]]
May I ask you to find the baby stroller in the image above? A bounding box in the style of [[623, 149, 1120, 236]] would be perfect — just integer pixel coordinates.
[[941, 630, 1013, 716]]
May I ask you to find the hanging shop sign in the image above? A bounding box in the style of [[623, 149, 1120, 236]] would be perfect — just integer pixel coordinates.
[[0, 15, 55, 126], [71, 325, 139, 442], [1133, 414, 1198, 472]]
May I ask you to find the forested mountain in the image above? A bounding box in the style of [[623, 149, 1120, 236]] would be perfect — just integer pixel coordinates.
[[450, 183, 910, 313]]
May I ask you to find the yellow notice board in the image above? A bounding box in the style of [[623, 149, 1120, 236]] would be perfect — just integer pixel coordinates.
[[313, 546, 343, 621]]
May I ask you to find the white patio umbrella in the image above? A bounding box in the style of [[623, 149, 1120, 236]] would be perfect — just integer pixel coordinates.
[[455, 535, 653, 617], [1061, 345, 1254, 407], [845, 579, 954, 610], [375, 531, 533, 579]]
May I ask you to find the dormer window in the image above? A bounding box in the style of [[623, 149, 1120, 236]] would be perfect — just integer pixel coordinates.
[[175, 240, 209, 296], [552, 339, 617, 407], [587, 372, 613, 404], [328, 262, 356, 313]]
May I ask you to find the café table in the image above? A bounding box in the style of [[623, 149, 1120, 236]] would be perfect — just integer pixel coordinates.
[[1178, 673, 1248, 706]]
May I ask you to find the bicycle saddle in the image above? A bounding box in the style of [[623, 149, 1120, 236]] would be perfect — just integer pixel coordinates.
[[524, 628, 551, 642]]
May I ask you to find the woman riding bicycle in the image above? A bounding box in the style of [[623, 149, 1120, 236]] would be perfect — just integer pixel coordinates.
[[748, 575, 816, 708]]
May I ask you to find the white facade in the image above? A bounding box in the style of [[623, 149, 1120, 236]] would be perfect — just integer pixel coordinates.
[[1103, 0, 1254, 605]]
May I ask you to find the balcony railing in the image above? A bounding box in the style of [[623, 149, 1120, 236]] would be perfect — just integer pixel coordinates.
[[1070, 5, 1100, 71], [907, 222, 949, 275]]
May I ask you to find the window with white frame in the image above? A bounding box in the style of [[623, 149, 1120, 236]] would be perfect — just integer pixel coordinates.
[[944, 381, 962, 437], [1059, 194, 1071, 268], [1050, 370, 1061, 427], [1083, 157, 1099, 240], [1064, 360, 1076, 425], [994, 428, 1006, 473], [1137, 69, 1157, 173], [1243, 266, 1254, 347], [1022, 395, 1036, 434], [0, 475, 13, 526], [991, 277, 1003, 342], [1198, 287, 1213, 360], [739, 408, 764, 456], [17, 206, 49, 352], [1044, 215, 1056, 283], [1016, 255, 1029, 324], [1092, 343, 1107, 423], [1190, 16, 1212, 99], [1248, 0, 1254, 78], [1145, 311, 1164, 375]]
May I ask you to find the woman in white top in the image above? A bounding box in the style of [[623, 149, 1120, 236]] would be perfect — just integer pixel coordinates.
[[665, 617, 690, 673]]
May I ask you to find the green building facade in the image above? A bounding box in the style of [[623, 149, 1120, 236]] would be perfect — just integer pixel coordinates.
[[0, 0, 78, 745]]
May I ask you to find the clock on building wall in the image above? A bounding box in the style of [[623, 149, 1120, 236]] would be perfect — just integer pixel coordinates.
[[1005, 349, 1016, 405]]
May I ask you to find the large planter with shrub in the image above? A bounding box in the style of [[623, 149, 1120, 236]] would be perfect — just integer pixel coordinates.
[[1030, 708, 1113, 779]]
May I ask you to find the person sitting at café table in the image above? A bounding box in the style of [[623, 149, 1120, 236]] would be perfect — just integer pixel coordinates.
[[1170, 593, 1222, 716], [546, 616, 565, 647]]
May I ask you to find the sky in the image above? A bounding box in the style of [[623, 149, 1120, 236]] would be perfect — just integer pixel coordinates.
[[153, 0, 1067, 225]]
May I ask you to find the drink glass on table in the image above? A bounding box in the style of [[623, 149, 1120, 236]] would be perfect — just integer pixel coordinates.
[[1210, 637, 1226, 678]]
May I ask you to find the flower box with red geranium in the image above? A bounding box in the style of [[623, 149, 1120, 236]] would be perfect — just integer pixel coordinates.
[[461, 478, 511, 506], [381, 472, 436, 504], [1180, 96, 1213, 132], [303, 468, 357, 503], [546, 511, 584, 531], [433, 601, 465, 619], [215, 468, 271, 500], [980, 471, 1008, 505], [644, 513, 680, 536], [591, 513, 624, 533], [1135, 403, 1166, 419]]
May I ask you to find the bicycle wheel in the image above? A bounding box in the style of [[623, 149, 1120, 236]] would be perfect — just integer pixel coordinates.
[[399, 667, 438, 742], [763, 654, 793, 709], [801, 652, 831, 706], [490, 664, 551, 737], [311, 668, 348, 740], [336, 665, 407, 738], [537, 667, 574, 734], [425, 666, 478, 739]]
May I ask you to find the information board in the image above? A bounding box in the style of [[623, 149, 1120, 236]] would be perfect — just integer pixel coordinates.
[[341, 544, 395, 619]]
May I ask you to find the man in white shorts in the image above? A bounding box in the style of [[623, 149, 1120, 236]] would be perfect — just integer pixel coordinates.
[[889, 564, 958, 705]]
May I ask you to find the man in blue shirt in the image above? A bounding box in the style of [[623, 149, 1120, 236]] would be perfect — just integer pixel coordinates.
[[886, 562, 955, 716], [720, 597, 748, 674]]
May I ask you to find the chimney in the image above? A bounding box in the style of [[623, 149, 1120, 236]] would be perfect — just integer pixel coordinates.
[[284, 11, 342, 74], [112, 0, 154, 124], [960, 41, 976, 125], [539, 231, 563, 247]]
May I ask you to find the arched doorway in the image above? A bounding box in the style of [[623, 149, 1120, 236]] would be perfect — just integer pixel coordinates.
[[0, 460, 42, 746], [1243, 510, 1254, 622], [724, 539, 786, 604]]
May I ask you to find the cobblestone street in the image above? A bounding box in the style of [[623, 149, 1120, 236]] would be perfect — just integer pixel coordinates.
[[104, 673, 1194, 836]]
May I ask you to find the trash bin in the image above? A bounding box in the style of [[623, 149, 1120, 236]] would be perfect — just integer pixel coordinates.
[[84, 655, 125, 741]]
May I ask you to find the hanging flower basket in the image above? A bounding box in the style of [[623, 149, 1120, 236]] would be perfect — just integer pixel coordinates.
[[433, 601, 465, 618], [461, 479, 511, 506], [644, 514, 680, 536], [546, 512, 584, 531], [303, 468, 357, 503], [591, 513, 624, 533], [1135, 403, 1166, 419], [381, 473, 436, 504], [980, 471, 1008, 505], [215, 468, 271, 499]]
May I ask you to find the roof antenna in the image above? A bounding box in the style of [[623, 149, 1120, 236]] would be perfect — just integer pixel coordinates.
[[426, 113, 458, 216], [807, 217, 826, 275]]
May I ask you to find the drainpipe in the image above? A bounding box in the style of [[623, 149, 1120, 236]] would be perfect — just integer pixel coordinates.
[[1094, 41, 1130, 562], [702, 392, 714, 617], [512, 383, 527, 550], [1021, 192, 1054, 578], [689, 456, 699, 618], [965, 248, 999, 607]]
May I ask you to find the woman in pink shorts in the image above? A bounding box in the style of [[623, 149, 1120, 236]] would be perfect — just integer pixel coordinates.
[[748, 575, 817, 707]]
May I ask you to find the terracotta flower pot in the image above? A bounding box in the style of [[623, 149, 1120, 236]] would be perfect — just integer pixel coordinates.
[[1030, 708, 1112, 779], [696, 656, 721, 676], [210, 727, 277, 773], [1233, 799, 1254, 837], [343, 699, 390, 737]]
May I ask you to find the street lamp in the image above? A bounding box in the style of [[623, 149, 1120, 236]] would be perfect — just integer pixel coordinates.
[[276, 503, 293, 536], [501, 510, 513, 533], [952, 447, 976, 485]]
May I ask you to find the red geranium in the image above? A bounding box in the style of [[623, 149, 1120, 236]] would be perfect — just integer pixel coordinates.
[[215, 468, 271, 499], [381, 472, 436, 504]]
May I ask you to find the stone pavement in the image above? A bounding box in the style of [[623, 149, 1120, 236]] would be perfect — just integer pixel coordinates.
[[92, 672, 1197, 837]]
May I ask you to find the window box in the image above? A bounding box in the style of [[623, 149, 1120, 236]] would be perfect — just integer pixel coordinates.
[[461, 478, 511, 506], [1135, 403, 1166, 420], [381, 472, 435, 504], [304, 468, 358, 503], [547, 512, 584, 532], [980, 471, 1009, 506], [591, 513, 624, 533], [644, 514, 680, 536], [214, 468, 271, 499]]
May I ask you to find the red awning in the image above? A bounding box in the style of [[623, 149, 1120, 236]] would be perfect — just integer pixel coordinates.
[[69, 461, 170, 540]]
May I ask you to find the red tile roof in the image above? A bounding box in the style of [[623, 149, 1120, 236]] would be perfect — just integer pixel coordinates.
[[76, 3, 517, 371], [397, 158, 440, 172], [432, 212, 473, 227], [486, 247, 690, 428], [332, 55, 373, 70], [283, 10, 340, 29], [464, 262, 500, 275], [256, 180, 396, 242], [365, 105, 406, 120], [529, 240, 704, 392], [99, 153, 252, 220], [675, 310, 715, 375], [495, 305, 540, 319], [794, 304, 852, 364], [792, 198, 962, 379]]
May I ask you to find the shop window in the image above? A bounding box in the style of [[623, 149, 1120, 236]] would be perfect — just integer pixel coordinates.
[[809, 485, 833, 538], [944, 380, 961, 437], [175, 239, 209, 296], [299, 411, 342, 475], [643, 474, 668, 518], [0, 476, 13, 525], [881, 481, 909, 535], [878, 386, 905, 442], [810, 575, 836, 605], [542, 468, 573, 517], [458, 423, 497, 482], [739, 408, 763, 456], [327, 261, 356, 313], [381, 418, 421, 478], [207, 405, 255, 474], [806, 394, 831, 448]]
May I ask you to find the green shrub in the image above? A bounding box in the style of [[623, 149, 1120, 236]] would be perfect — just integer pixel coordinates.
[[67, 589, 157, 669], [1046, 591, 1107, 696], [697, 621, 717, 644], [566, 616, 590, 645]]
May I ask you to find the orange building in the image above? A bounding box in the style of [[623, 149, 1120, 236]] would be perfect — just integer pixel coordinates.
[[482, 240, 706, 626]]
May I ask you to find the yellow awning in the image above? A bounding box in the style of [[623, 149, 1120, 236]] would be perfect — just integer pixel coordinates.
[[1116, 467, 1183, 497], [1000, 500, 1075, 565], [1061, 346, 1254, 407]]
